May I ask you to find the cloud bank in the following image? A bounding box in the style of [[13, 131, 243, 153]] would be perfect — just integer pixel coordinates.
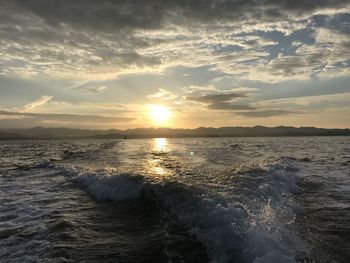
[[0, 0, 349, 82]]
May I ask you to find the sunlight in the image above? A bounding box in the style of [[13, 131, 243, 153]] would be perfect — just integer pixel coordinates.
[[148, 105, 171, 125], [154, 138, 167, 152], [146, 138, 170, 177]]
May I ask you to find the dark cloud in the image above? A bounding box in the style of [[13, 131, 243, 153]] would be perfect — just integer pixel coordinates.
[[6, 0, 164, 31], [0, 0, 348, 79], [187, 92, 256, 111], [236, 109, 302, 117], [188, 92, 247, 103], [208, 103, 256, 111], [187, 92, 305, 117], [6, 0, 349, 31], [269, 0, 348, 12], [0, 1, 164, 76]]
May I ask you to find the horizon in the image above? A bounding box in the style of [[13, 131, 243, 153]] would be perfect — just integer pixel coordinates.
[[1, 124, 350, 131], [1, 125, 349, 140], [0, 1, 350, 129]]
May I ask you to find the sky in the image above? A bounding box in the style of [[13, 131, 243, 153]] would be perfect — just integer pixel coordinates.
[[0, 0, 349, 129]]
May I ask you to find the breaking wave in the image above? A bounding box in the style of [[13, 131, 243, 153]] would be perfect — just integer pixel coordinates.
[[47, 156, 306, 263]]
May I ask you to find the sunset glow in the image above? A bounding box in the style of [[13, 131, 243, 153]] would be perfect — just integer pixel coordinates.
[[0, 0, 349, 130], [148, 105, 172, 125]]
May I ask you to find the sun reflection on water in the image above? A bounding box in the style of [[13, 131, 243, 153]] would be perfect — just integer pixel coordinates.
[[148, 138, 169, 176], [154, 138, 168, 152]]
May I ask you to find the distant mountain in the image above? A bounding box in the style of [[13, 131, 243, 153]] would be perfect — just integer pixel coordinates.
[[0, 126, 349, 140], [0, 127, 122, 139]]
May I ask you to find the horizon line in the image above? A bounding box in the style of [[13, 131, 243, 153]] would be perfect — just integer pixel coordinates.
[[1, 125, 349, 131]]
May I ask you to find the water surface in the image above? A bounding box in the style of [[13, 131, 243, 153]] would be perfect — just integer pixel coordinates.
[[0, 137, 349, 262]]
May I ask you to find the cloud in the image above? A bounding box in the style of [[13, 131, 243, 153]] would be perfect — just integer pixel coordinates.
[[0, 109, 134, 128], [46, 101, 128, 113], [208, 103, 256, 111], [146, 88, 177, 100], [236, 109, 302, 117], [22, 95, 53, 112], [257, 92, 350, 109], [182, 85, 218, 95], [9, 0, 349, 29], [187, 92, 255, 111], [188, 92, 247, 104], [264, 27, 350, 80], [0, 0, 348, 81], [0, 94, 134, 128], [71, 81, 107, 93], [186, 90, 309, 117], [79, 85, 107, 93], [228, 87, 260, 92]]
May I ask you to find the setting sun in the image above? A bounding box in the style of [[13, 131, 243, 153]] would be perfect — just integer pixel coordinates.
[[148, 105, 172, 124]]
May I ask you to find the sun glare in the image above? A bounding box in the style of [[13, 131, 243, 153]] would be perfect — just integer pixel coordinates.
[[148, 105, 171, 124]]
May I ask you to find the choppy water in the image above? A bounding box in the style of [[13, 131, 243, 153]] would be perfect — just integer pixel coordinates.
[[0, 137, 349, 263]]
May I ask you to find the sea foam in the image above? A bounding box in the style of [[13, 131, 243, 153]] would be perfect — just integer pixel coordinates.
[[52, 157, 305, 263]]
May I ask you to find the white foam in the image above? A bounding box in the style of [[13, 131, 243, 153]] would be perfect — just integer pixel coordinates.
[[55, 157, 305, 262], [61, 166, 145, 201], [152, 157, 305, 263]]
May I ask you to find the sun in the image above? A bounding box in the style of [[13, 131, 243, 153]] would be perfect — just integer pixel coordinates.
[[148, 104, 172, 124]]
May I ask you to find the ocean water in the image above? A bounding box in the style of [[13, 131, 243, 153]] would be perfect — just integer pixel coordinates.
[[0, 137, 349, 263]]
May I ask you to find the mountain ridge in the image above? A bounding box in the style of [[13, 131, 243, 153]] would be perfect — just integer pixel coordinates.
[[0, 126, 349, 140]]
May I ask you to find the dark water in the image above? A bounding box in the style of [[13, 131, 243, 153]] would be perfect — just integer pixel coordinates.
[[0, 137, 349, 262]]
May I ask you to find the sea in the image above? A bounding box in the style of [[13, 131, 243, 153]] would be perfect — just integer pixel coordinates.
[[0, 137, 349, 263]]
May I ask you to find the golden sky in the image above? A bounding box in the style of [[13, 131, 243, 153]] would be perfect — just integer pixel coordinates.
[[0, 1, 349, 129]]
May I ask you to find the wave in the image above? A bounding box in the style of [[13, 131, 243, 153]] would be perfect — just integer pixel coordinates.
[[41, 157, 306, 263], [73, 170, 145, 201], [155, 157, 304, 263]]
